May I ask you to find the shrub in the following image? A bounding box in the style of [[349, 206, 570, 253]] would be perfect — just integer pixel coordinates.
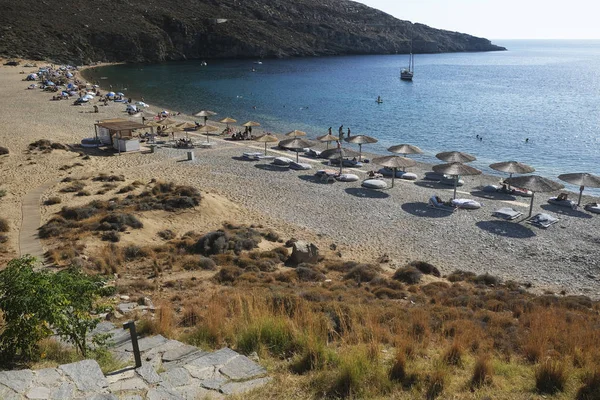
[[193, 231, 229, 256], [389, 350, 407, 382], [577, 370, 600, 400], [291, 337, 335, 374], [38, 217, 72, 238], [158, 229, 176, 240], [99, 213, 143, 231], [0, 189, 6, 198], [393, 266, 422, 284], [296, 266, 326, 282], [61, 205, 100, 221], [182, 256, 217, 271], [76, 190, 91, 197], [409, 261, 441, 277], [101, 231, 120, 242], [60, 181, 86, 193], [535, 359, 568, 394], [92, 174, 125, 182], [236, 316, 297, 358], [372, 287, 405, 299], [263, 230, 280, 242], [0, 218, 9, 233], [44, 197, 61, 205], [426, 364, 448, 400], [0, 234, 7, 244], [117, 185, 135, 194], [213, 266, 243, 285], [123, 245, 149, 261], [447, 269, 476, 282], [471, 355, 493, 388], [344, 264, 380, 283], [0, 146, 9, 155], [442, 341, 463, 366], [473, 273, 501, 286]]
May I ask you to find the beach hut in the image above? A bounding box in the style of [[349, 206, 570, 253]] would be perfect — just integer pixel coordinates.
[[94, 119, 146, 154]]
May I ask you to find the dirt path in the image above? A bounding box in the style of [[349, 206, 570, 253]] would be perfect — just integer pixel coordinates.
[[19, 181, 54, 261]]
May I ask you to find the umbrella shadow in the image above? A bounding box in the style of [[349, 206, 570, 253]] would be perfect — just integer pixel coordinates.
[[540, 204, 593, 219], [470, 190, 517, 201], [414, 180, 458, 190], [254, 164, 290, 172], [231, 156, 257, 162], [401, 202, 453, 218], [298, 175, 336, 184], [345, 188, 390, 199], [476, 220, 536, 238]]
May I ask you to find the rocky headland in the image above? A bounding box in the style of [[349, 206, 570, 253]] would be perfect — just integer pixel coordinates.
[[0, 0, 505, 64]]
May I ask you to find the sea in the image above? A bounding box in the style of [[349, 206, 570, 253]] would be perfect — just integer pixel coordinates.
[[88, 40, 600, 193]]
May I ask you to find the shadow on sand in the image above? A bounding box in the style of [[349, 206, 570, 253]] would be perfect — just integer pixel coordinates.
[[540, 204, 593, 219], [476, 220, 536, 238], [414, 180, 459, 190], [254, 164, 290, 172], [401, 202, 453, 218], [470, 190, 517, 201], [345, 188, 390, 199], [231, 156, 258, 162]]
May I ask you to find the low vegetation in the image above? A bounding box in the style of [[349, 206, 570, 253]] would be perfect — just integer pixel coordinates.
[[0, 146, 9, 155], [28, 139, 67, 152]]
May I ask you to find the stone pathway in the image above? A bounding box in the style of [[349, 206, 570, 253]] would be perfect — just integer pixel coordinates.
[[19, 181, 54, 260], [0, 322, 271, 399]]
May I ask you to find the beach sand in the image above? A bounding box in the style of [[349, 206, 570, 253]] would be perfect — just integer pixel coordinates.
[[0, 63, 599, 298]]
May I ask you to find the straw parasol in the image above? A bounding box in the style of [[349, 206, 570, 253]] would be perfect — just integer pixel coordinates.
[[145, 121, 162, 127], [160, 118, 179, 126], [557, 172, 600, 206], [433, 162, 482, 199], [490, 161, 535, 189], [285, 130, 307, 138], [194, 110, 217, 126], [162, 126, 184, 141], [242, 121, 261, 127], [176, 122, 197, 130], [254, 134, 279, 155], [279, 137, 314, 162], [220, 117, 237, 132], [344, 135, 378, 161], [436, 151, 476, 163], [388, 144, 423, 156], [316, 133, 338, 149], [372, 155, 416, 188], [505, 175, 565, 217], [321, 147, 360, 175], [196, 124, 220, 142]]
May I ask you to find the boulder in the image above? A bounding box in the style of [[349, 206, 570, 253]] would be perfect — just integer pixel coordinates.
[[289, 241, 319, 265]]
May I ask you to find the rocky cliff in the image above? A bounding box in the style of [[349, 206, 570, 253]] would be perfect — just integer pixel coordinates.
[[0, 0, 505, 64]]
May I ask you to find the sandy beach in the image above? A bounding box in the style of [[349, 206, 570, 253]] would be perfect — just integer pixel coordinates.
[[0, 63, 599, 298]]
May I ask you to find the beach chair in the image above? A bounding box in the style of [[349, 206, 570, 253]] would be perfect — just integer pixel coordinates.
[[527, 213, 559, 229], [451, 198, 482, 210], [548, 194, 577, 210], [584, 203, 600, 214], [492, 207, 523, 220], [428, 196, 456, 212]]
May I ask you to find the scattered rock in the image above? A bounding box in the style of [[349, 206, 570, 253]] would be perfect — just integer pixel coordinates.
[[289, 240, 319, 265]]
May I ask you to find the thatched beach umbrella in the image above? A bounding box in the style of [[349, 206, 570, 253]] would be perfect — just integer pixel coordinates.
[[506, 175, 565, 217], [558, 172, 600, 206], [344, 135, 378, 161], [160, 118, 179, 126], [176, 122, 197, 130], [388, 144, 423, 156], [490, 161, 535, 189], [254, 134, 279, 155], [372, 155, 416, 188], [433, 162, 482, 199], [242, 121, 261, 127], [316, 134, 338, 149], [279, 137, 314, 162], [285, 130, 307, 138], [194, 110, 217, 125], [162, 126, 184, 141], [436, 151, 476, 163], [321, 147, 360, 175], [196, 124, 220, 143], [219, 117, 237, 131]]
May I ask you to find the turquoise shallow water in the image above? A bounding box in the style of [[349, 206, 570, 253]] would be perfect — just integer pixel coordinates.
[[89, 40, 600, 193]]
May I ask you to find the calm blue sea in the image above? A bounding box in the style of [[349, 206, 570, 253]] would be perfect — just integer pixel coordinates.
[[90, 40, 600, 192]]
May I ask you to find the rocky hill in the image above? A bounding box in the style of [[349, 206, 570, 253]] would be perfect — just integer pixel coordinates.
[[0, 0, 505, 64]]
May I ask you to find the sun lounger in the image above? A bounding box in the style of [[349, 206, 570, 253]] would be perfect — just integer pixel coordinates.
[[316, 169, 338, 183], [361, 179, 388, 189], [255, 155, 275, 160], [584, 203, 600, 214], [428, 196, 456, 212], [548, 197, 577, 209], [439, 176, 465, 186], [329, 159, 363, 168], [290, 162, 312, 170], [451, 198, 482, 210], [527, 213, 559, 228], [305, 149, 321, 158], [273, 157, 293, 166], [379, 168, 404, 178], [242, 152, 262, 160], [492, 207, 523, 220]]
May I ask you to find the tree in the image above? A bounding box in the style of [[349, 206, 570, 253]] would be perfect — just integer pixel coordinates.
[[0, 256, 109, 361]]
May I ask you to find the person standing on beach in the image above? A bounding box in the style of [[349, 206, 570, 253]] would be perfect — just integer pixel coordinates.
[[328, 127, 332, 135], [339, 125, 344, 140], [347, 127, 351, 137]]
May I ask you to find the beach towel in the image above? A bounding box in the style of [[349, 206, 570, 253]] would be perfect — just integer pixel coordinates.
[[492, 207, 523, 220], [451, 198, 482, 210], [548, 197, 577, 209], [527, 213, 559, 228], [428, 196, 456, 212]]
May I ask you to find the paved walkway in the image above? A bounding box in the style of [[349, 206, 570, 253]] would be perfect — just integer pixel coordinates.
[[19, 181, 55, 261]]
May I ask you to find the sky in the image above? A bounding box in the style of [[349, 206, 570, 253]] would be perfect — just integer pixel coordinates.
[[357, 0, 600, 40]]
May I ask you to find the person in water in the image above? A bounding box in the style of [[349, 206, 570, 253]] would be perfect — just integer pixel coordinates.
[[377, 96, 382, 102]]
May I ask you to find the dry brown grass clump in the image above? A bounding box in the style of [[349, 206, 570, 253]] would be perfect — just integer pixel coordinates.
[[471, 355, 493, 388], [28, 139, 67, 152], [577, 369, 600, 400], [44, 196, 61, 205], [535, 359, 568, 394], [393, 266, 422, 284]]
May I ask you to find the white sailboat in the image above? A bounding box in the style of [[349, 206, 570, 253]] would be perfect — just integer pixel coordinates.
[[400, 40, 414, 81]]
